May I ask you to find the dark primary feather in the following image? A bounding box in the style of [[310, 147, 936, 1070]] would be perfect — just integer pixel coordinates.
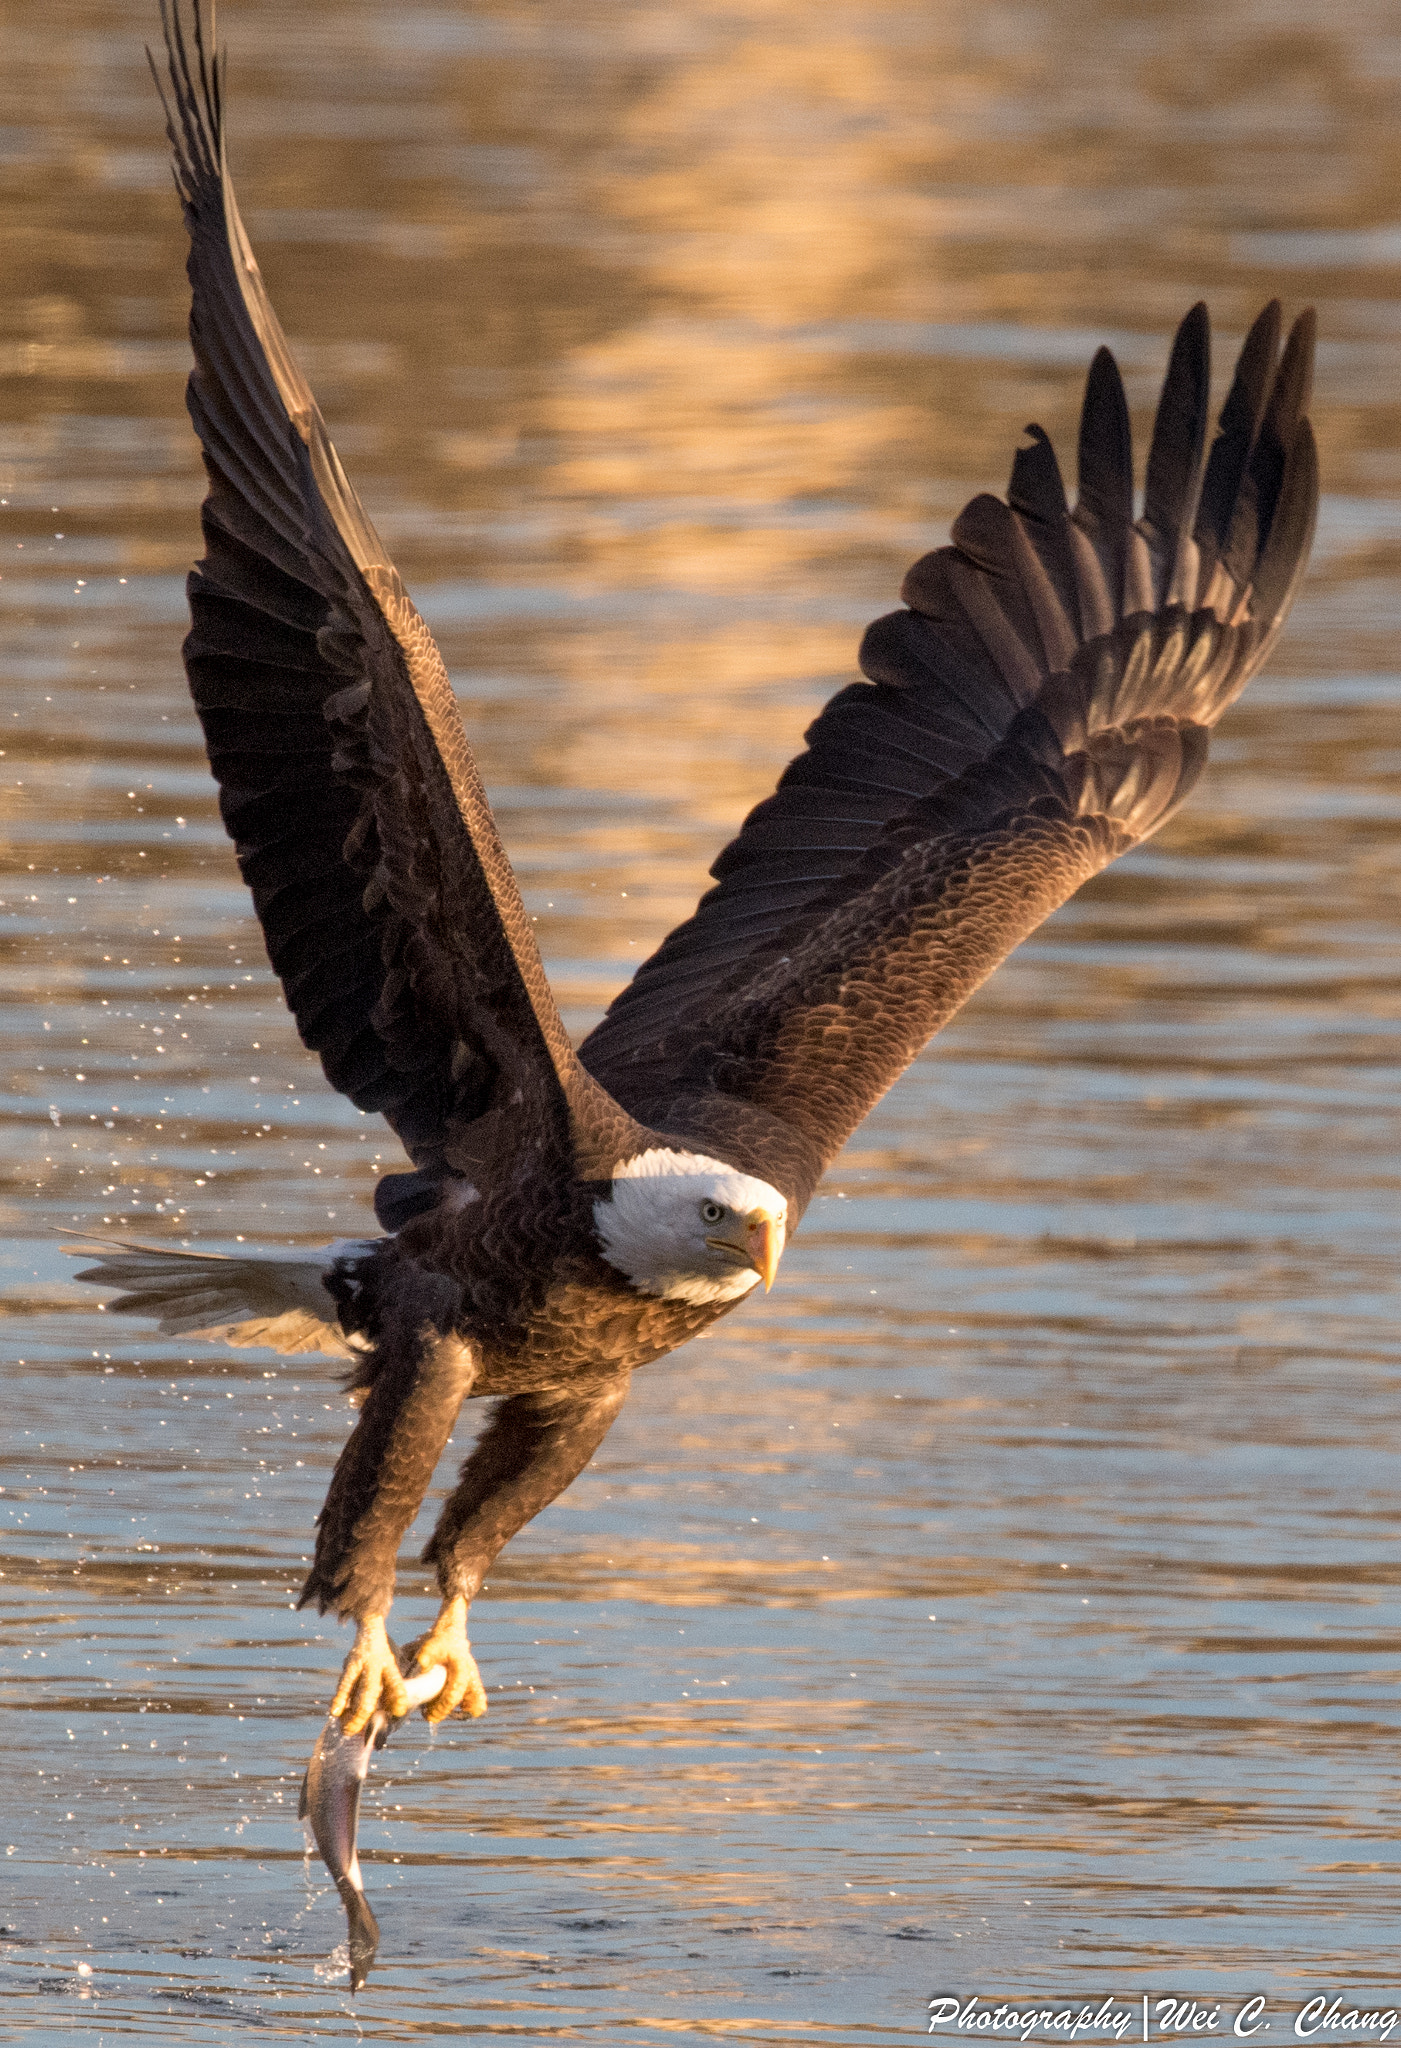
[[1196, 300, 1280, 558], [157, 2, 636, 1213], [580, 304, 1317, 1207], [1141, 300, 1211, 584]]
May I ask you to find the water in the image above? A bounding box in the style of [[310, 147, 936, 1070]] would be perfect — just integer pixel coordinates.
[[1, 0, 1400, 2038]]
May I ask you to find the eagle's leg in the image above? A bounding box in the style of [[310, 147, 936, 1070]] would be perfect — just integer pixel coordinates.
[[418, 1376, 631, 1724], [300, 1328, 479, 1735]]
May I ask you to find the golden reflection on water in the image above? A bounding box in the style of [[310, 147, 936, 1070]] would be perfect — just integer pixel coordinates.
[[2, 0, 1401, 2037]]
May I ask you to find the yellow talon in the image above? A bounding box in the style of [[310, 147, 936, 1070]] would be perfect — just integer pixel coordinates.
[[330, 1615, 409, 1735], [410, 1594, 488, 1725]]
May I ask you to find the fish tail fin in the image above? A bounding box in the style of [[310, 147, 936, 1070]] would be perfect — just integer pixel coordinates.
[[338, 1879, 381, 1992]]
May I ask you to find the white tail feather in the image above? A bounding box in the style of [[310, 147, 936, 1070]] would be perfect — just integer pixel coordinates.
[[63, 1234, 379, 1358]]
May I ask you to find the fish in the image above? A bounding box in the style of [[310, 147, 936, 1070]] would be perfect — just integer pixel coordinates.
[[298, 1650, 447, 1990]]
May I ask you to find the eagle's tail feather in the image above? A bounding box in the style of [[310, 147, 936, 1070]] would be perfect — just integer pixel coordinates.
[[62, 1233, 376, 1358]]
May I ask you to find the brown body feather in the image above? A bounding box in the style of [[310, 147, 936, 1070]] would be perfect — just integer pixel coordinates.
[[126, 4, 1317, 1631]]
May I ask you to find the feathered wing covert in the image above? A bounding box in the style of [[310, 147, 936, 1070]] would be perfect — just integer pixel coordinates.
[[580, 302, 1317, 1208]]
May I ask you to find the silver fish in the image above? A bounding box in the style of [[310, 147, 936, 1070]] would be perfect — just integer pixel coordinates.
[[299, 1654, 446, 1990]]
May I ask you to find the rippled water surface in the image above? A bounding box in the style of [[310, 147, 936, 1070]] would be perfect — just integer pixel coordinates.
[[3, 0, 1401, 2039]]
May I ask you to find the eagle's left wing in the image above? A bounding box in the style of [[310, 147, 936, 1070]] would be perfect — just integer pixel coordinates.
[[580, 304, 1317, 1212]]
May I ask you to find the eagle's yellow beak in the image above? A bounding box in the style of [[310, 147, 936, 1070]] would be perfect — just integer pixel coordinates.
[[744, 1208, 784, 1292]]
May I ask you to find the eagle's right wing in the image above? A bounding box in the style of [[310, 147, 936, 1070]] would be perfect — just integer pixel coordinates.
[[159, 3, 635, 1214], [580, 304, 1317, 1210]]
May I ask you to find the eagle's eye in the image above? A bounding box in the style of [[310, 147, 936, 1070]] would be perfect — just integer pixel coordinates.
[[700, 1199, 725, 1224]]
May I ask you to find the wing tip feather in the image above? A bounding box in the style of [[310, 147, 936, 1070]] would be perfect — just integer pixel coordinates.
[[582, 299, 1319, 1108]]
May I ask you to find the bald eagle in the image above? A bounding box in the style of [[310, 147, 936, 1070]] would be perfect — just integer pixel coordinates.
[[78, 4, 1317, 1738]]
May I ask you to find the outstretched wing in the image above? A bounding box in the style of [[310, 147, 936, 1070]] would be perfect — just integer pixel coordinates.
[[157, 3, 632, 1217], [580, 303, 1318, 1211]]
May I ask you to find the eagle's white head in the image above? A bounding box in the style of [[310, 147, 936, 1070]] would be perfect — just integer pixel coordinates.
[[593, 1148, 788, 1306]]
